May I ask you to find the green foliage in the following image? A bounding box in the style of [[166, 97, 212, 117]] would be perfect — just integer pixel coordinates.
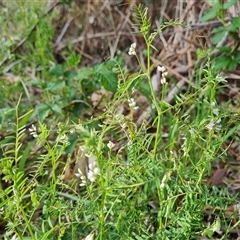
[[30, 58, 118, 122], [200, 0, 240, 70], [1, 3, 240, 240]]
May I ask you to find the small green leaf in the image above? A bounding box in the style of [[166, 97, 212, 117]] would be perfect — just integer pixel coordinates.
[[45, 80, 65, 90], [138, 83, 151, 100], [19, 109, 33, 129], [227, 17, 240, 32], [234, 51, 240, 62], [49, 64, 64, 76], [97, 70, 118, 93], [0, 108, 15, 118], [72, 102, 88, 117], [66, 52, 82, 67], [25, 79, 42, 86], [64, 70, 77, 81], [200, 8, 217, 22], [223, 0, 237, 9], [196, 48, 208, 60], [216, 46, 231, 53], [214, 55, 231, 70], [64, 134, 78, 154], [212, 29, 226, 45], [227, 59, 238, 70], [51, 104, 62, 115], [35, 103, 50, 121], [76, 69, 93, 82], [19, 143, 33, 172]]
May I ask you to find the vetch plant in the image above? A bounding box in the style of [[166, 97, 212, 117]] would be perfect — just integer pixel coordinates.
[[1, 3, 240, 240]]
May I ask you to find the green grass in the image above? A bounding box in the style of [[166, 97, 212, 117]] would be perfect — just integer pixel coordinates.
[[1, 2, 240, 240]]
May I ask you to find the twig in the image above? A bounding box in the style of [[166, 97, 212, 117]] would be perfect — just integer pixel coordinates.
[[54, 31, 138, 52], [55, 17, 74, 45]]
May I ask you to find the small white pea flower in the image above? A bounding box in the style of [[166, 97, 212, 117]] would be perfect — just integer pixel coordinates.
[[215, 119, 222, 131], [70, 129, 75, 134], [88, 176, 96, 183], [160, 171, 171, 188], [5, 231, 13, 237], [157, 65, 168, 84], [93, 167, 100, 175], [128, 43, 136, 56], [58, 134, 69, 145], [75, 168, 87, 186], [206, 119, 215, 131], [107, 141, 115, 150], [157, 66, 166, 72], [79, 181, 86, 187], [160, 77, 166, 85], [88, 171, 94, 178], [213, 108, 220, 116], [128, 98, 136, 108], [75, 157, 100, 186], [234, 203, 240, 214], [210, 102, 216, 107], [206, 118, 222, 131], [162, 71, 168, 77], [75, 168, 83, 178], [85, 233, 94, 240], [11, 234, 18, 240], [29, 124, 38, 138]]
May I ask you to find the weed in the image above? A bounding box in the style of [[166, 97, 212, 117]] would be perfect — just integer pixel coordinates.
[[1, 2, 240, 240]]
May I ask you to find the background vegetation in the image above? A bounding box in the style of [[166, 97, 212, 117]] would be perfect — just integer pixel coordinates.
[[1, 0, 240, 239]]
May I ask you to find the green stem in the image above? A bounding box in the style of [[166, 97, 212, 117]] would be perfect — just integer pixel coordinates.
[[144, 39, 163, 159]]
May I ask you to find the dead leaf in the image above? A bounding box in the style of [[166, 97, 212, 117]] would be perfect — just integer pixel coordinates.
[[209, 168, 227, 186]]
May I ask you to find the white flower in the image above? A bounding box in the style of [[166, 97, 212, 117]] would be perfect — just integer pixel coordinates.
[[88, 171, 94, 178], [210, 102, 216, 107], [206, 118, 222, 131], [157, 65, 168, 84], [88, 176, 96, 182], [160, 172, 171, 188], [29, 124, 38, 138], [234, 203, 240, 214], [5, 231, 13, 237], [206, 119, 215, 131], [128, 98, 136, 108], [157, 66, 166, 72], [70, 129, 75, 134], [84, 233, 94, 240], [87, 161, 100, 182], [11, 234, 18, 240], [162, 71, 168, 77], [93, 167, 100, 175], [4, 232, 18, 240], [160, 77, 166, 84], [128, 43, 136, 55], [75, 168, 83, 178], [75, 157, 100, 186], [213, 108, 220, 116], [75, 168, 87, 186], [58, 134, 69, 145], [107, 141, 115, 150]]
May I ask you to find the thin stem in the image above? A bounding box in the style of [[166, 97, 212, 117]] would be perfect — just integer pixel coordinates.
[[153, 83, 166, 157]]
